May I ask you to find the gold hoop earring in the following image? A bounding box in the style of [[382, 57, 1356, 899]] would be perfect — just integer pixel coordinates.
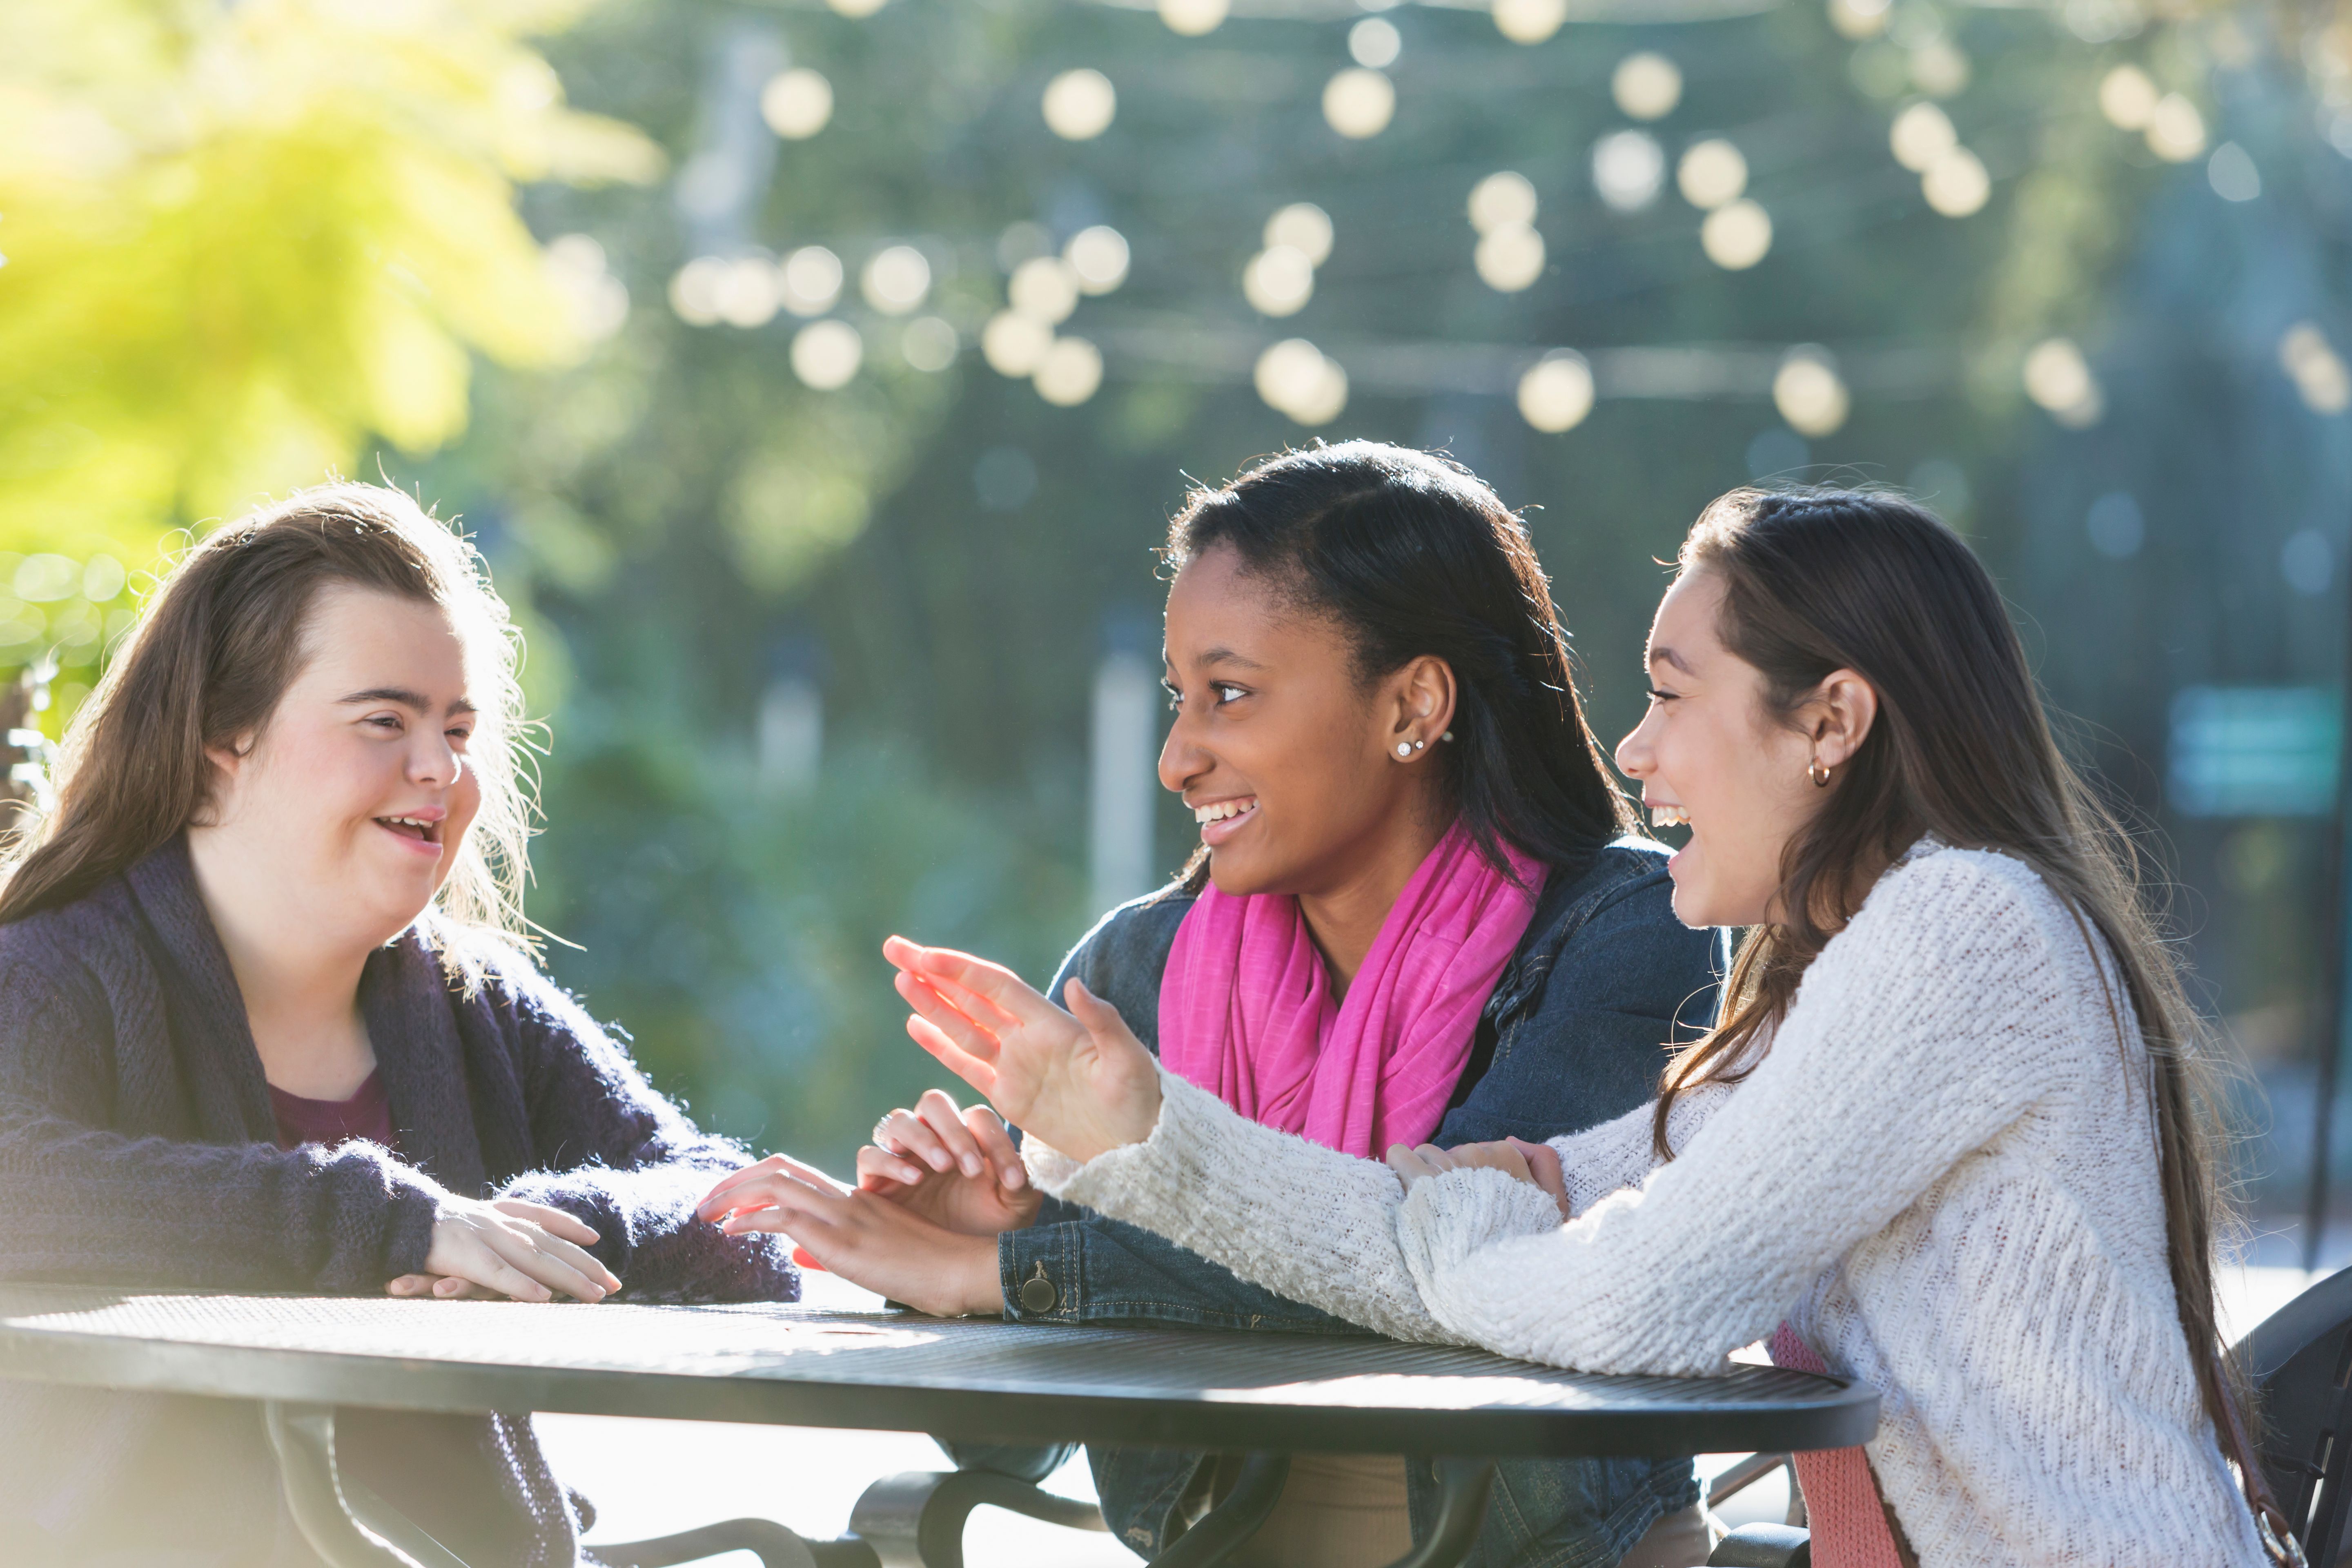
[[1809, 760, 1832, 788]]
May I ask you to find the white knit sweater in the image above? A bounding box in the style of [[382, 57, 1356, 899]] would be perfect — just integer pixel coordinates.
[[1029, 843, 2268, 1567]]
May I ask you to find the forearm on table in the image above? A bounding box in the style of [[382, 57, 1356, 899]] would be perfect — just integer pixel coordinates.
[[999, 1212, 1357, 1332], [500, 1149, 797, 1301], [1029, 1070, 1456, 1344], [0, 1098, 443, 1291]]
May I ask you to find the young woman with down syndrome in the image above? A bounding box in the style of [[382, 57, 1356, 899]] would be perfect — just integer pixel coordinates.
[[703, 444, 1726, 1568], [0, 486, 797, 1568], [864, 488, 2287, 1566]]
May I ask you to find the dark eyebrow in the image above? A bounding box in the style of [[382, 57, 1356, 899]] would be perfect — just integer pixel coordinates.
[[1197, 646, 1267, 671], [1646, 646, 1694, 676], [339, 688, 477, 716]]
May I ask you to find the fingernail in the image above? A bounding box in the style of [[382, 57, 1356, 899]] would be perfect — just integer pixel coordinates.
[[960, 1156, 982, 1177]]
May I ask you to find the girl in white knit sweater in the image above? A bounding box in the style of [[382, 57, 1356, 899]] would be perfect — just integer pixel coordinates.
[[880, 487, 2286, 1567]]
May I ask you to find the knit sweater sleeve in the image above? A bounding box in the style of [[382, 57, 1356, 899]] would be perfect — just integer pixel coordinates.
[[1395, 849, 2071, 1376], [483, 959, 798, 1304], [0, 963, 448, 1292]]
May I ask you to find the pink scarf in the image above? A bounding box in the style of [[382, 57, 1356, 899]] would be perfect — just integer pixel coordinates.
[[1158, 826, 1546, 1157]]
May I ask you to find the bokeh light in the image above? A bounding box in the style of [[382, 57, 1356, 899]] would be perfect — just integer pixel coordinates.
[[1065, 226, 1131, 294], [981, 311, 1052, 376], [1349, 18, 1401, 70], [1701, 199, 1773, 269], [1909, 40, 1969, 97], [1827, 0, 1890, 40], [2023, 337, 2104, 427], [545, 234, 628, 341], [761, 69, 833, 140], [791, 320, 863, 390], [668, 256, 726, 326], [2147, 94, 2207, 162], [861, 246, 931, 314], [900, 317, 958, 372], [1474, 225, 1545, 292], [716, 257, 781, 327], [1265, 203, 1334, 266], [780, 247, 844, 316], [824, 0, 887, 16], [1517, 351, 1594, 432], [2209, 143, 2261, 202], [1889, 101, 1956, 172], [1921, 147, 1990, 217], [1009, 256, 1080, 324], [1158, 0, 1228, 36], [1468, 171, 1539, 233], [1592, 130, 1665, 212], [1491, 0, 1566, 45], [2281, 323, 2352, 414], [1773, 348, 1849, 436], [1254, 339, 1348, 424], [1611, 53, 1682, 121], [1033, 336, 1104, 406], [1323, 68, 1395, 139], [1244, 245, 1316, 316], [1042, 69, 1116, 140], [1676, 140, 1747, 209], [2098, 65, 2158, 130]]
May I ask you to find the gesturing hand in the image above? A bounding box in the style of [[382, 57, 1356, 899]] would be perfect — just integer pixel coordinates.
[[386, 1197, 621, 1303], [696, 1152, 1002, 1317], [1385, 1137, 1571, 1222], [881, 936, 1161, 1165], [859, 1088, 1043, 1237]]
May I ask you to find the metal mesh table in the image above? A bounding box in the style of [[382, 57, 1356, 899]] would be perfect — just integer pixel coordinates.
[[0, 1285, 1876, 1568]]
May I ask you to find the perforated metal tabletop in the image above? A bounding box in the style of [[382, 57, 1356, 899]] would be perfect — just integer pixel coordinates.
[[0, 1284, 1874, 1457]]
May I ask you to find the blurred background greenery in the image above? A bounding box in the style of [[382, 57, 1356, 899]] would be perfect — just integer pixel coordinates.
[[10, 0, 2352, 1242]]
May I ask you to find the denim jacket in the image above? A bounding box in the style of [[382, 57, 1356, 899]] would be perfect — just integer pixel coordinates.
[[978, 838, 1724, 1568]]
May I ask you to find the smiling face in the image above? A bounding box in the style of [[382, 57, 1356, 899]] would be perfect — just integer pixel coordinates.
[[1159, 545, 1448, 900], [1613, 568, 1831, 929], [196, 584, 484, 955]]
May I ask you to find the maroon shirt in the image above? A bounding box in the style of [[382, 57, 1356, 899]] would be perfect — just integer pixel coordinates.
[[269, 1069, 397, 1153]]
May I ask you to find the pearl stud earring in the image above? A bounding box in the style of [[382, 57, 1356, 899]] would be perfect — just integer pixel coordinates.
[[1396, 742, 1413, 757]]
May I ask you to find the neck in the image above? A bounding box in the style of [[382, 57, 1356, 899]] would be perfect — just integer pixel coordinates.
[[185, 830, 376, 1093], [1295, 809, 1451, 994]]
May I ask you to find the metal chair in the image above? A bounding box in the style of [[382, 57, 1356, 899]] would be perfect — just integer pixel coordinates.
[[2241, 1262, 2352, 1564], [588, 1466, 1108, 1568], [1697, 1263, 2352, 1567]]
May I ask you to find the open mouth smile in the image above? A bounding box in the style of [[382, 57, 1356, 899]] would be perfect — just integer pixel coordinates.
[[1192, 795, 1258, 845], [1648, 804, 1690, 829], [374, 813, 444, 853]]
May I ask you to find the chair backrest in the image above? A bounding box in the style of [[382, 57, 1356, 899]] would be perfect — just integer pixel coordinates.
[[2240, 1264, 2352, 1560]]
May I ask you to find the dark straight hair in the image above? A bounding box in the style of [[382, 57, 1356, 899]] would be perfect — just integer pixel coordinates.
[[1649, 486, 2274, 1542], [1160, 442, 1638, 891]]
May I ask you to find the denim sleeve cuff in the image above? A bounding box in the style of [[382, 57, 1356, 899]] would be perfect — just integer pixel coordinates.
[[999, 1221, 1084, 1323]]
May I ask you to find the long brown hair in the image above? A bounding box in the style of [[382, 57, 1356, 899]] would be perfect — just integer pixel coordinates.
[[0, 483, 537, 962], [1650, 487, 2266, 1530]]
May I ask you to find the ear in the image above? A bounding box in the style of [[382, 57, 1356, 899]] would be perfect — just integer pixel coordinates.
[[1806, 670, 1879, 770], [203, 733, 254, 787], [1385, 656, 1458, 750]]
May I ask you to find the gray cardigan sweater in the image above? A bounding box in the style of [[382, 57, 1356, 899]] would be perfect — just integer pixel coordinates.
[[0, 837, 797, 1567]]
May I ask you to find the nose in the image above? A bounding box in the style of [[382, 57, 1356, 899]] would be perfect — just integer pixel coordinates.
[[1158, 704, 1206, 795], [409, 726, 462, 790], [1614, 708, 1655, 781]]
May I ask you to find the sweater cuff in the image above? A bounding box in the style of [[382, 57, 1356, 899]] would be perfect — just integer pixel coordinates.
[[1395, 1165, 1563, 1303], [1044, 1067, 1205, 1216]]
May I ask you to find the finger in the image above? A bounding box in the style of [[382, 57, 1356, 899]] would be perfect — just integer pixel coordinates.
[[881, 1107, 957, 1174], [886, 938, 1060, 1027], [386, 1274, 434, 1296], [488, 1227, 612, 1303], [916, 1091, 987, 1178], [1385, 1144, 1435, 1180], [1414, 1143, 1459, 1173], [699, 1154, 789, 1206], [432, 1275, 492, 1299], [855, 1143, 929, 1189], [895, 972, 1004, 1064], [906, 969, 1024, 1034], [1510, 1138, 1569, 1205], [963, 1105, 1026, 1190], [450, 1241, 553, 1303], [490, 1199, 600, 1247], [906, 1013, 1000, 1097], [792, 1246, 827, 1271]]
